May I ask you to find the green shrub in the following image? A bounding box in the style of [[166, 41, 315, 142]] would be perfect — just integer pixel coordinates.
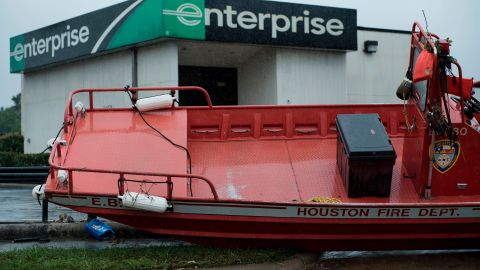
[[0, 133, 49, 166], [0, 152, 49, 167], [0, 108, 20, 134], [0, 133, 23, 153]]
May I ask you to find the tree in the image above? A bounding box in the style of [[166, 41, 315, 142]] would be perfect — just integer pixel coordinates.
[[11, 93, 21, 112], [0, 93, 21, 134]]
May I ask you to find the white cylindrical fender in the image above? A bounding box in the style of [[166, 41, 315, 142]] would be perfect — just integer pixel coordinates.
[[119, 191, 169, 213], [57, 170, 69, 184], [135, 95, 175, 112], [32, 185, 45, 200], [74, 101, 86, 114], [47, 138, 66, 148]]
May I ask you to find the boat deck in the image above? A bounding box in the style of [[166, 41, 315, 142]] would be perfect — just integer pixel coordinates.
[[47, 107, 480, 205], [188, 138, 480, 204], [189, 138, 418, 203]]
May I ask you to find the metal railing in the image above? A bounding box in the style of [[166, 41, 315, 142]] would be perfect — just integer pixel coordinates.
[[0, 166, 49, 184], [63, 86, 213, 133], [48, 160, 220, 200]]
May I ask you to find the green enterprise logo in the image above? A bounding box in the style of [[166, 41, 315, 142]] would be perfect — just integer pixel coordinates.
[[162, 0, 205, 40]]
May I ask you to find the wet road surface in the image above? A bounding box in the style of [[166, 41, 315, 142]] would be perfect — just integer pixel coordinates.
[[308, 250, 480, 270], [0, 185, 84, 222]]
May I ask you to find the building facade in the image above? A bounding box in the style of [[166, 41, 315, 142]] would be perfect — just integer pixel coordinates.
[[10, 0, 410, 153]]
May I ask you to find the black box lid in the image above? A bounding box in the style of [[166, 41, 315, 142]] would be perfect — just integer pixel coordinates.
[[336, 113, 396, 159]]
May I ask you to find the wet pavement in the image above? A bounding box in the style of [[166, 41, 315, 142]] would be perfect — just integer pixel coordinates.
[[0, 185, 85, 222], [308, 250, 480, 270]]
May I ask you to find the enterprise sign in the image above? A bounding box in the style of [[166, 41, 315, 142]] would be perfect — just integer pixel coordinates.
[[10, 0, 357, 73]]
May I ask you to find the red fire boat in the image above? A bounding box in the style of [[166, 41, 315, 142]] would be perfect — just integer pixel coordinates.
[[39, 23, 480, 250]]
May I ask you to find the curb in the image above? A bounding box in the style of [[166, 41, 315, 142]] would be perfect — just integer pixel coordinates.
[[193, 253, 318, 270], [0, 221, 158, 240], [0, 222, 318, 269]]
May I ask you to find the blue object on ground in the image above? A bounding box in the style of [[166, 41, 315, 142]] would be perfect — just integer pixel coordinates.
[[84, 218, 115, 240]]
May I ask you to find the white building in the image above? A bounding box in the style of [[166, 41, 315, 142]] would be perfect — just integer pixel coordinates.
[[9, 0, 410, 153]]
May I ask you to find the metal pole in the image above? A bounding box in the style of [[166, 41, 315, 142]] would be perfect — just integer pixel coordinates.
[[42, 199, 48, 222], [425, 132, 435, 200]]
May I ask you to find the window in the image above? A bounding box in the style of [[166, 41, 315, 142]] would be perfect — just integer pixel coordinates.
[[412, 47, 428, 111]]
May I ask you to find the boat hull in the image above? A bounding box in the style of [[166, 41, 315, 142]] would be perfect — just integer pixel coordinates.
[[49, 195, 480, 251]]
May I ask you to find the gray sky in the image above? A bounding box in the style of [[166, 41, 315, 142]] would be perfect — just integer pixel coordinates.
[[1, 0, 479, 108]]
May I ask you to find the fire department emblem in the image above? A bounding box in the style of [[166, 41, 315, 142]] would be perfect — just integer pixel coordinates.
[[431, 140, 461, 174]]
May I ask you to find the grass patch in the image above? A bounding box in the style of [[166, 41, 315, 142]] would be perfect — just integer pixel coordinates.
[[0, 246, 294, 270]]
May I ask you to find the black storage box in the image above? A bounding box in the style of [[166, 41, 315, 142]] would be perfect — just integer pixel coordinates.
[[336, 113, 396, 197]]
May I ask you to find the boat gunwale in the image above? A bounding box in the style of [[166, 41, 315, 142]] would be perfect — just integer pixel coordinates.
[[45, 189, 480, 208]]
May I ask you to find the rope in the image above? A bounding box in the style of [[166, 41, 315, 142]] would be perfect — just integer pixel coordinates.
[[39, 125, 64, 153], [402, 92, 415, 133], [307, 197, 341, 203]]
